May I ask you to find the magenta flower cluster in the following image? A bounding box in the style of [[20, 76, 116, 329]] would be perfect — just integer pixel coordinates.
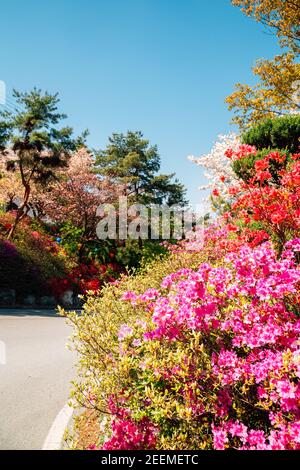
[[114, 240, 300, 450], [101, 397, 158, 450]]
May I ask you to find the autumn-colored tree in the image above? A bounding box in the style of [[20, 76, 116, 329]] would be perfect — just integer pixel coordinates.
[[232, 0, 300, 53], [226, 53, 300, 129], [226, 1, 300, 129]]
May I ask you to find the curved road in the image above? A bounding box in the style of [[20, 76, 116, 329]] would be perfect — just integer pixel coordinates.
[[0, 309, 76, 450]]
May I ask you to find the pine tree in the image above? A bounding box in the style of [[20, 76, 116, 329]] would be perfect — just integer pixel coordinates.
[[0, 88, 85, 238], [95, 131, 187, 206]]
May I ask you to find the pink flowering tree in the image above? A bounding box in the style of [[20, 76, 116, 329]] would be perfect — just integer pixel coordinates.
[[41, 148, 121, 257]]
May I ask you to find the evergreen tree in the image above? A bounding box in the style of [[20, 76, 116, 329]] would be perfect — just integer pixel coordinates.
[[95, 131, 187, 206]]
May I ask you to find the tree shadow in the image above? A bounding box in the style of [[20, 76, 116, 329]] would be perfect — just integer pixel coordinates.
[[0, 308, 79, 317]]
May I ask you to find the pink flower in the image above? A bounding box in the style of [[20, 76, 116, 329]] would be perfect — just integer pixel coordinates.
[[246, 430, 266, 449], [276, 380, 297, 400], [138, 289, 160, 302], [212, 424, 228, 450], [122, 291, 138, 302], [227, 420, 248, 441], [104, 237, 300, 450], [118, 324, 133, 341]]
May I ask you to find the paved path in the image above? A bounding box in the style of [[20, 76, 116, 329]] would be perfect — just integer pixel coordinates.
[[0, 309, 76, 450]]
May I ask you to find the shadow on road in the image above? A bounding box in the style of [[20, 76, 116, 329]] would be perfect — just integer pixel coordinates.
[[0, 308, 74, 318]]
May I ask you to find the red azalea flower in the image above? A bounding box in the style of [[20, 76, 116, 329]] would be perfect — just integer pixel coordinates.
[[31, 231, 40, 240], [225, 148, 234, 159], [271, 211, 287, 224], [255, 159, 269, 172]]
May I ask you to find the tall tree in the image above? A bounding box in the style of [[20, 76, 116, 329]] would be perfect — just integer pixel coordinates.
[[95, 131, 187, 206], [0, 120, 11, 151], [0, 89, 85, 238]]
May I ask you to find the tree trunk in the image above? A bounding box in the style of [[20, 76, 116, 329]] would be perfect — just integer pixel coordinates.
[[138, 236, 143, 249], [7, 184, 30, 240]]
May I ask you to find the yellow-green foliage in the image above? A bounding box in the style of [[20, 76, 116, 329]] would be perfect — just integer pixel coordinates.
[[62, 250, 207, 449]]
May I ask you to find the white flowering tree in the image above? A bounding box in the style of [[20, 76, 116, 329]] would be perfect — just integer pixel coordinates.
[[188, 133, 241, 201]]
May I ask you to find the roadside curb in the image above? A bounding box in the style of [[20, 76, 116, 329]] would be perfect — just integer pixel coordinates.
[[42, 401, 74, 450]]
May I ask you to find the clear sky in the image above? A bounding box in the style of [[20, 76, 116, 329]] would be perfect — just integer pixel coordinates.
[[0, 0, 280, 207]]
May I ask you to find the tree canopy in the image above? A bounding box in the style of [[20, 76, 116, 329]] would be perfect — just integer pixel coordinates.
[[226, 53, 300, 129], [95, 131, 187, 206], [242, 114, 300, 152], [232, 0, 300, 53], [0, 88, 85, 237]]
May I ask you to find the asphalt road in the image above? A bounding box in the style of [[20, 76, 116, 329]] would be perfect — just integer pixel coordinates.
[[0, 309, 76, 450]]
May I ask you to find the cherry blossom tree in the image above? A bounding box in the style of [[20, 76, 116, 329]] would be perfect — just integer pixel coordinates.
[[41, 147, 121, 252]]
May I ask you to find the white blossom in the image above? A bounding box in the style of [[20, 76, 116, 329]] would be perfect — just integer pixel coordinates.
[[188, 133, 241, 199]]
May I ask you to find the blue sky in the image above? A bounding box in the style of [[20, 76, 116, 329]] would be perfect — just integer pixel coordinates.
[[0, 0, 280, 207]]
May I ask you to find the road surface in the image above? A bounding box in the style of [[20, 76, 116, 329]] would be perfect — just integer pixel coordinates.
[[0, 309, 76, 450]]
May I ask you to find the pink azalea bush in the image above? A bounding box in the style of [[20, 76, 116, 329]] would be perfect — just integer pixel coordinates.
[[96, 239, 300, 450]]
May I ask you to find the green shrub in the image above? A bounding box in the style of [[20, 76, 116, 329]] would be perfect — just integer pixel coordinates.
[[242, 115, 300, 153], [115, 240, 168, 270]]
